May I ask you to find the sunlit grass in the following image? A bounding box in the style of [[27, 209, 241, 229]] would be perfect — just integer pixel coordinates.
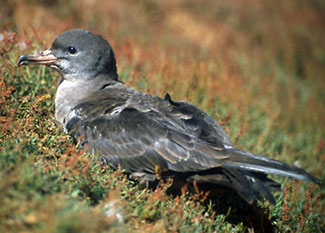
[[1, 0, 324, 232]]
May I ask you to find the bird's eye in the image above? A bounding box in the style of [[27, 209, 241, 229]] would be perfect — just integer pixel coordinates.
[[67, 46, 77, 54]]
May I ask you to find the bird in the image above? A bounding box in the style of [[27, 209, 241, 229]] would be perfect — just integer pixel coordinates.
[[17, 29, 321, 205]]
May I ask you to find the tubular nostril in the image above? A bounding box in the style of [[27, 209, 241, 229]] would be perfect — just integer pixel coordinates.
[[17, 54, 29, 66]]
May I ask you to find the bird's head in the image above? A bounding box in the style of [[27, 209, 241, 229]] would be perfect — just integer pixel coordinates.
[[18, 29, 118, 81]]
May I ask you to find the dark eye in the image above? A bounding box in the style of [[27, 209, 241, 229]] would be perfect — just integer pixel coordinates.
[[67, 46, 77, 54]]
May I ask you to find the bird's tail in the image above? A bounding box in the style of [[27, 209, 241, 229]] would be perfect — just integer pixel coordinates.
[[189, 149, 321, 204], [187, 167, 282, 204], [221, 149, 321, 185]]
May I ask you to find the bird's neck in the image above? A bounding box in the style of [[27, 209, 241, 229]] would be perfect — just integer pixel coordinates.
[[55, 77, 119, 125]]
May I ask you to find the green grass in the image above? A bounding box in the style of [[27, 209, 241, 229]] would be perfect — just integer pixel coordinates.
[[1, 0, 325, 232]]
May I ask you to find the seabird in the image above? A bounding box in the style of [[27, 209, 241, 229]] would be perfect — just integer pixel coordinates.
[[17, 29, 321, 204]]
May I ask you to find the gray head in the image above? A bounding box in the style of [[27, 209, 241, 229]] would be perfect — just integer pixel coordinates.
[[18, 29, 118, 81]]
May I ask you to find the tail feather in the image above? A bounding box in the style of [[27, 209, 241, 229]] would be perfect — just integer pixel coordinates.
[[222, 149, 321, 185], [249, 172, 282, 192], [244, 171, 277, 204], [173, 149, 320, 205], [222, 168, 255, 204], [187, 169, 281, 204]]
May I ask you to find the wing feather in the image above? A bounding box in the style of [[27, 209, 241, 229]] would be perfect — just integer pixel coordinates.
[[67, 106, 229, 173]]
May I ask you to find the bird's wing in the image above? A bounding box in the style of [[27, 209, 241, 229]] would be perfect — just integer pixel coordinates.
[[65, 89, 321, 187], [162, 95, 320, 185], [66, 102, 230, 174], [162, 93, 233, 149]]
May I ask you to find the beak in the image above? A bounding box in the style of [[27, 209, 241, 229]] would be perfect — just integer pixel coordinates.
[[17, 50, 58, 67]]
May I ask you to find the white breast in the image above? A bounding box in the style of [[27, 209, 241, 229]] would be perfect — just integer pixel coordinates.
[[55, 79, 95, 124]]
